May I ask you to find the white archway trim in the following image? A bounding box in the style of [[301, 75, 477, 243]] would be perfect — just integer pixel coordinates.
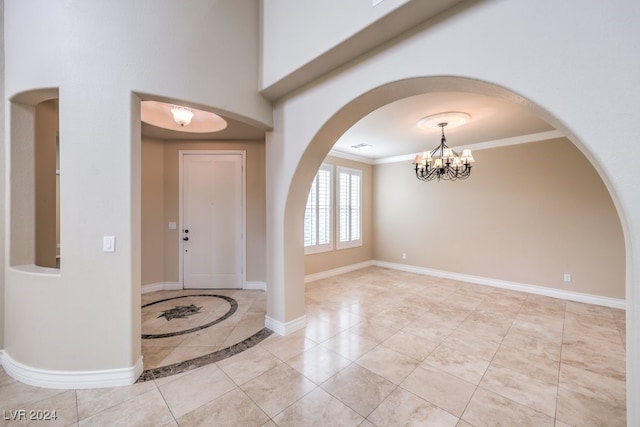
[[0, 351, 144, 390], [265, 315, 307, 336]]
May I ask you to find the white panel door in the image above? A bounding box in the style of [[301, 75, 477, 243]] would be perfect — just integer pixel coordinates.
[[182, 153, 243, 289]]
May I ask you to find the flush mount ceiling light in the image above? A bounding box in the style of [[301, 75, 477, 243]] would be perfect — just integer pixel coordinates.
[[141, 101, 227, 133], [412, 115, 475, 182], [170, 105, 194, 127]]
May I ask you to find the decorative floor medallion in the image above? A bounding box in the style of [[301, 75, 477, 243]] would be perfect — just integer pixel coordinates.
[[137, 328, 273, 383], [141, 294, 238, 339], [158, 304, 202, 321], [139, 291, 271, 382]]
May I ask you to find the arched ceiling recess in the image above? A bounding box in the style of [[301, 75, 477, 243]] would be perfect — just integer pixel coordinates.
[[139, 99, 267, 141], [141, 100, 227, 133]]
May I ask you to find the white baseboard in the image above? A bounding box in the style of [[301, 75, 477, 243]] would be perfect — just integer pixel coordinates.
[[143, 282, 268, 293], [245, 281, 267, 291], [1, 351, 144, 389], [141, 282, 181, 294], [304, 259, 625, 309], [373, 260, 626, 310], [265, 315, 307, 336], [304, 260, 374, 283]]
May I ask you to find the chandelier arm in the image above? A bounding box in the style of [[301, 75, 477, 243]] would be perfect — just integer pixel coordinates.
[[420, 165, 439, 182], [457, 165, 471, 179], [415, 164, 434, 182], [446, 167, 458, 181], [416, 168, 434, 181]]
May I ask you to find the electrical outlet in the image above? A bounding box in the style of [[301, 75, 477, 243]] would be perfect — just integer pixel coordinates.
[[402, 253, 406, 259], [563, 273, 571, 283]]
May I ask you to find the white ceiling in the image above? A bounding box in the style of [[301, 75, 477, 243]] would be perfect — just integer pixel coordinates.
[[332, 91, 555, 161], [142, 91, 556, 160]]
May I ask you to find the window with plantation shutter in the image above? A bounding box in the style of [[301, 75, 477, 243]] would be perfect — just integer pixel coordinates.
[[304, 164, 332, 253], [337, 166, 362, 249]]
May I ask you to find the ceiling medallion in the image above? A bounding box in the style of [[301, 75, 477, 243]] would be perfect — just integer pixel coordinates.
[[417, 111, 470, 130]]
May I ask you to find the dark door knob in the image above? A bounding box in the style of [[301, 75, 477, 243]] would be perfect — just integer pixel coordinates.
[[183, 236, 189, 241]]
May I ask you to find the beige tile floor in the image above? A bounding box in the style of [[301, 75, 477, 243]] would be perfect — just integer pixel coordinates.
[[0, 267, 627, 426]]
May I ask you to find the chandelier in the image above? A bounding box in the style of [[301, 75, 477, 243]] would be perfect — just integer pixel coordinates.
[[413, 122, 474, 182]]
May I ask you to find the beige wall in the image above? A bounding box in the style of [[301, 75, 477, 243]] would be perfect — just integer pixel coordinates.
[[35, 99, 58, 268], [10, 101, 37, 267], [304, 155, 374, 275], [374, 138, 625, 299], [262, 0, 410, 88], [0, 0, 4, 349], [141, 138, 165, 285], [260, 0, 465, 97], [141, 138, 266, 286], [4, 0, 271, 374]]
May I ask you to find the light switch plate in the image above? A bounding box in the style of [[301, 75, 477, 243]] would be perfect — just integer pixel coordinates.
[[168, 222, 177, 230], [103, 236, 115, 253]]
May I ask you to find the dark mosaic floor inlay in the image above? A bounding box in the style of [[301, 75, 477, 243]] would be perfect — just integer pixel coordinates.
[[158, 304, 202, 321], [137, 327, 273, 383], [141, 294, 237, 339]]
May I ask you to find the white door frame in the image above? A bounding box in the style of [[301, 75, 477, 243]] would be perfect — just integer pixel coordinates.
[[178, 150, 246, 289]]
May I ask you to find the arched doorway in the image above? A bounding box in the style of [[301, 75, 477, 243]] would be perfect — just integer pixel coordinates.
[[266, 76, 630, 423], [271, 77, 627, 318]]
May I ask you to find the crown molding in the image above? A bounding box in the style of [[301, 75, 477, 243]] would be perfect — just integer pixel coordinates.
[[328, 149, 375, 164], [373, 130, 564, 165], [453, 129, 564, 152]]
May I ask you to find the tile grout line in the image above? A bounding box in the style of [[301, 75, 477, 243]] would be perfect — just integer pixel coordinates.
[[456, 289, 525, 424], [154, 380, 179, 425], [73, 389, 79, 425], [554, 300, 568, 425]]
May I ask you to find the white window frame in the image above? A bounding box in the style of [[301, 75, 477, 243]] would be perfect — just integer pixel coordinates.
[[304, 164, 333, 254], [336, 166, 362, 250]]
